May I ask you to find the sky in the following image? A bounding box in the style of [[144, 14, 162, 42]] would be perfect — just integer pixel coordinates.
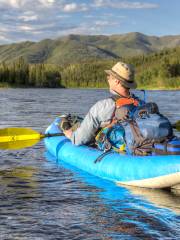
[[0, 0, 180, 44]]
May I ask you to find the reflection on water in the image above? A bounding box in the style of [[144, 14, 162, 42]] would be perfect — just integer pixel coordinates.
[[45, 151, 180, 239], [126, 186, 180, 215], [0, 89, 180, 239], [0, 166, 39, 200]]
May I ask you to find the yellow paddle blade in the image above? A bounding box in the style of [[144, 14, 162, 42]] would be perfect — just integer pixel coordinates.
[[0, 128, 41, 143], [0, 127, 64, 150], [0, 128, 42, 150], [0, 139, 40, 150]]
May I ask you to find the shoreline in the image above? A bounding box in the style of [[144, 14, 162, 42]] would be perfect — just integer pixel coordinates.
[[0, 86, 180, 91]]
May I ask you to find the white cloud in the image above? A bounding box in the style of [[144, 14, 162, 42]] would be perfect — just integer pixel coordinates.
[[0, 0, 58, 9], [93, 0, 105, 7], [10, 0, 22, 7], [40, 0, 55, 4], [0, 0, 26, 8], [9, 0, 20, 8], [63, 3, 78, 12], [18, 25, 34, 31], [0, 0, 160, 44], [93, 0, 158, 9], [0, 35, 8, 41], [0, 26, 9, 33], [58, 19, 118, 36], [18, 15, 38, 21], [39, 0, 55, 7], [95, 20, 115, 27], [63, 3, 88, 13], [0, 0, 159, 10], [0, 0, 89, 12]]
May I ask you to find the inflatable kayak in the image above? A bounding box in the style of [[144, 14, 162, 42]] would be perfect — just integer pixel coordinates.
[[44, 117, 180, 189]]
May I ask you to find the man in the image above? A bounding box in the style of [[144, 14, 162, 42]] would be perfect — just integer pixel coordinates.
[[62, 61, 138, 145]]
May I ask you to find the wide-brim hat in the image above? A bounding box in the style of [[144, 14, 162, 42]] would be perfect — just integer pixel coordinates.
[[105, 61, 137, 89]]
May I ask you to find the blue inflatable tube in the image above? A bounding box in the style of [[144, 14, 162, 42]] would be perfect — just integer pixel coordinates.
[[44, 118, 180, 189]]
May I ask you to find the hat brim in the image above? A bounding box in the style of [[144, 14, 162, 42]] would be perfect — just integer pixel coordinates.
[[104, 69, 112, 75], [120, 79, 137, 89], [105, 69, 137, 89]]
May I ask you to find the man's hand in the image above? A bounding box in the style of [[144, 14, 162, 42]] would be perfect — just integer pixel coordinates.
[[60, 117, 71, 131], [60, 116, 73, 139], [63, 129, 73, 139]]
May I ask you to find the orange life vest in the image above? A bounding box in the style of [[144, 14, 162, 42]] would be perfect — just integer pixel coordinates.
[[104, 96, 139, 128], [115, 97, 139, 108]]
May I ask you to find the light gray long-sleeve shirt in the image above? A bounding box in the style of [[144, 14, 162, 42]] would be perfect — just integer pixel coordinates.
[[70, 90, 143, 145], [70, 97, 116, 145]]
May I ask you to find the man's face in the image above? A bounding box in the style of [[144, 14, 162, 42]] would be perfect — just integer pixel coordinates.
[[107, 74, 118, 90]]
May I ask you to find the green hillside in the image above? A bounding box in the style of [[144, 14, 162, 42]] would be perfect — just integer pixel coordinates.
[[0, 46, 180, 89], [60, 46, 180, 89], [0, 32, 180, 64]]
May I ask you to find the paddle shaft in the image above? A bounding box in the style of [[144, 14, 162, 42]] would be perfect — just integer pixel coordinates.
[[0, 119, 179, 150], [42, 132, 65, 138]]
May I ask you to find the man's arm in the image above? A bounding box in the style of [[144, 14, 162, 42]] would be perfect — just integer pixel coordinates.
[[70, 106, 100, 145], [69, 98, 115, 145]]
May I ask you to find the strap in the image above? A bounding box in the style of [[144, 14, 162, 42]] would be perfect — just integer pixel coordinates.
[[94, 150, 114, 164], [133, 140, 154, 156], [153, 148, 180, 155], [129, 120, 144, 144], [56, 139, 70, 158], [153, 136, 180, 155], [128, 120, 153, 155], [111, 94, 121, 102]]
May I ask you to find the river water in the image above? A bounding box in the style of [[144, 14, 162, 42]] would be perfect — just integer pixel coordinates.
[[0, 88, 180, 239]]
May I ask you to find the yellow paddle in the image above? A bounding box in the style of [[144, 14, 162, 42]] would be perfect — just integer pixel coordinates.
[[0, 120, 179, 150], [0, 127, 64, 150]]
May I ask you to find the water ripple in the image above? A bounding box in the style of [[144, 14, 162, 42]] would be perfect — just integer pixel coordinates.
[[0, 89, 180, 239]]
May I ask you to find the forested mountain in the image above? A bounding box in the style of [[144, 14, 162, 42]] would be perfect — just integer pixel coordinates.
[[0, 32, 180, 64], [0, 46, 180, 89]]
